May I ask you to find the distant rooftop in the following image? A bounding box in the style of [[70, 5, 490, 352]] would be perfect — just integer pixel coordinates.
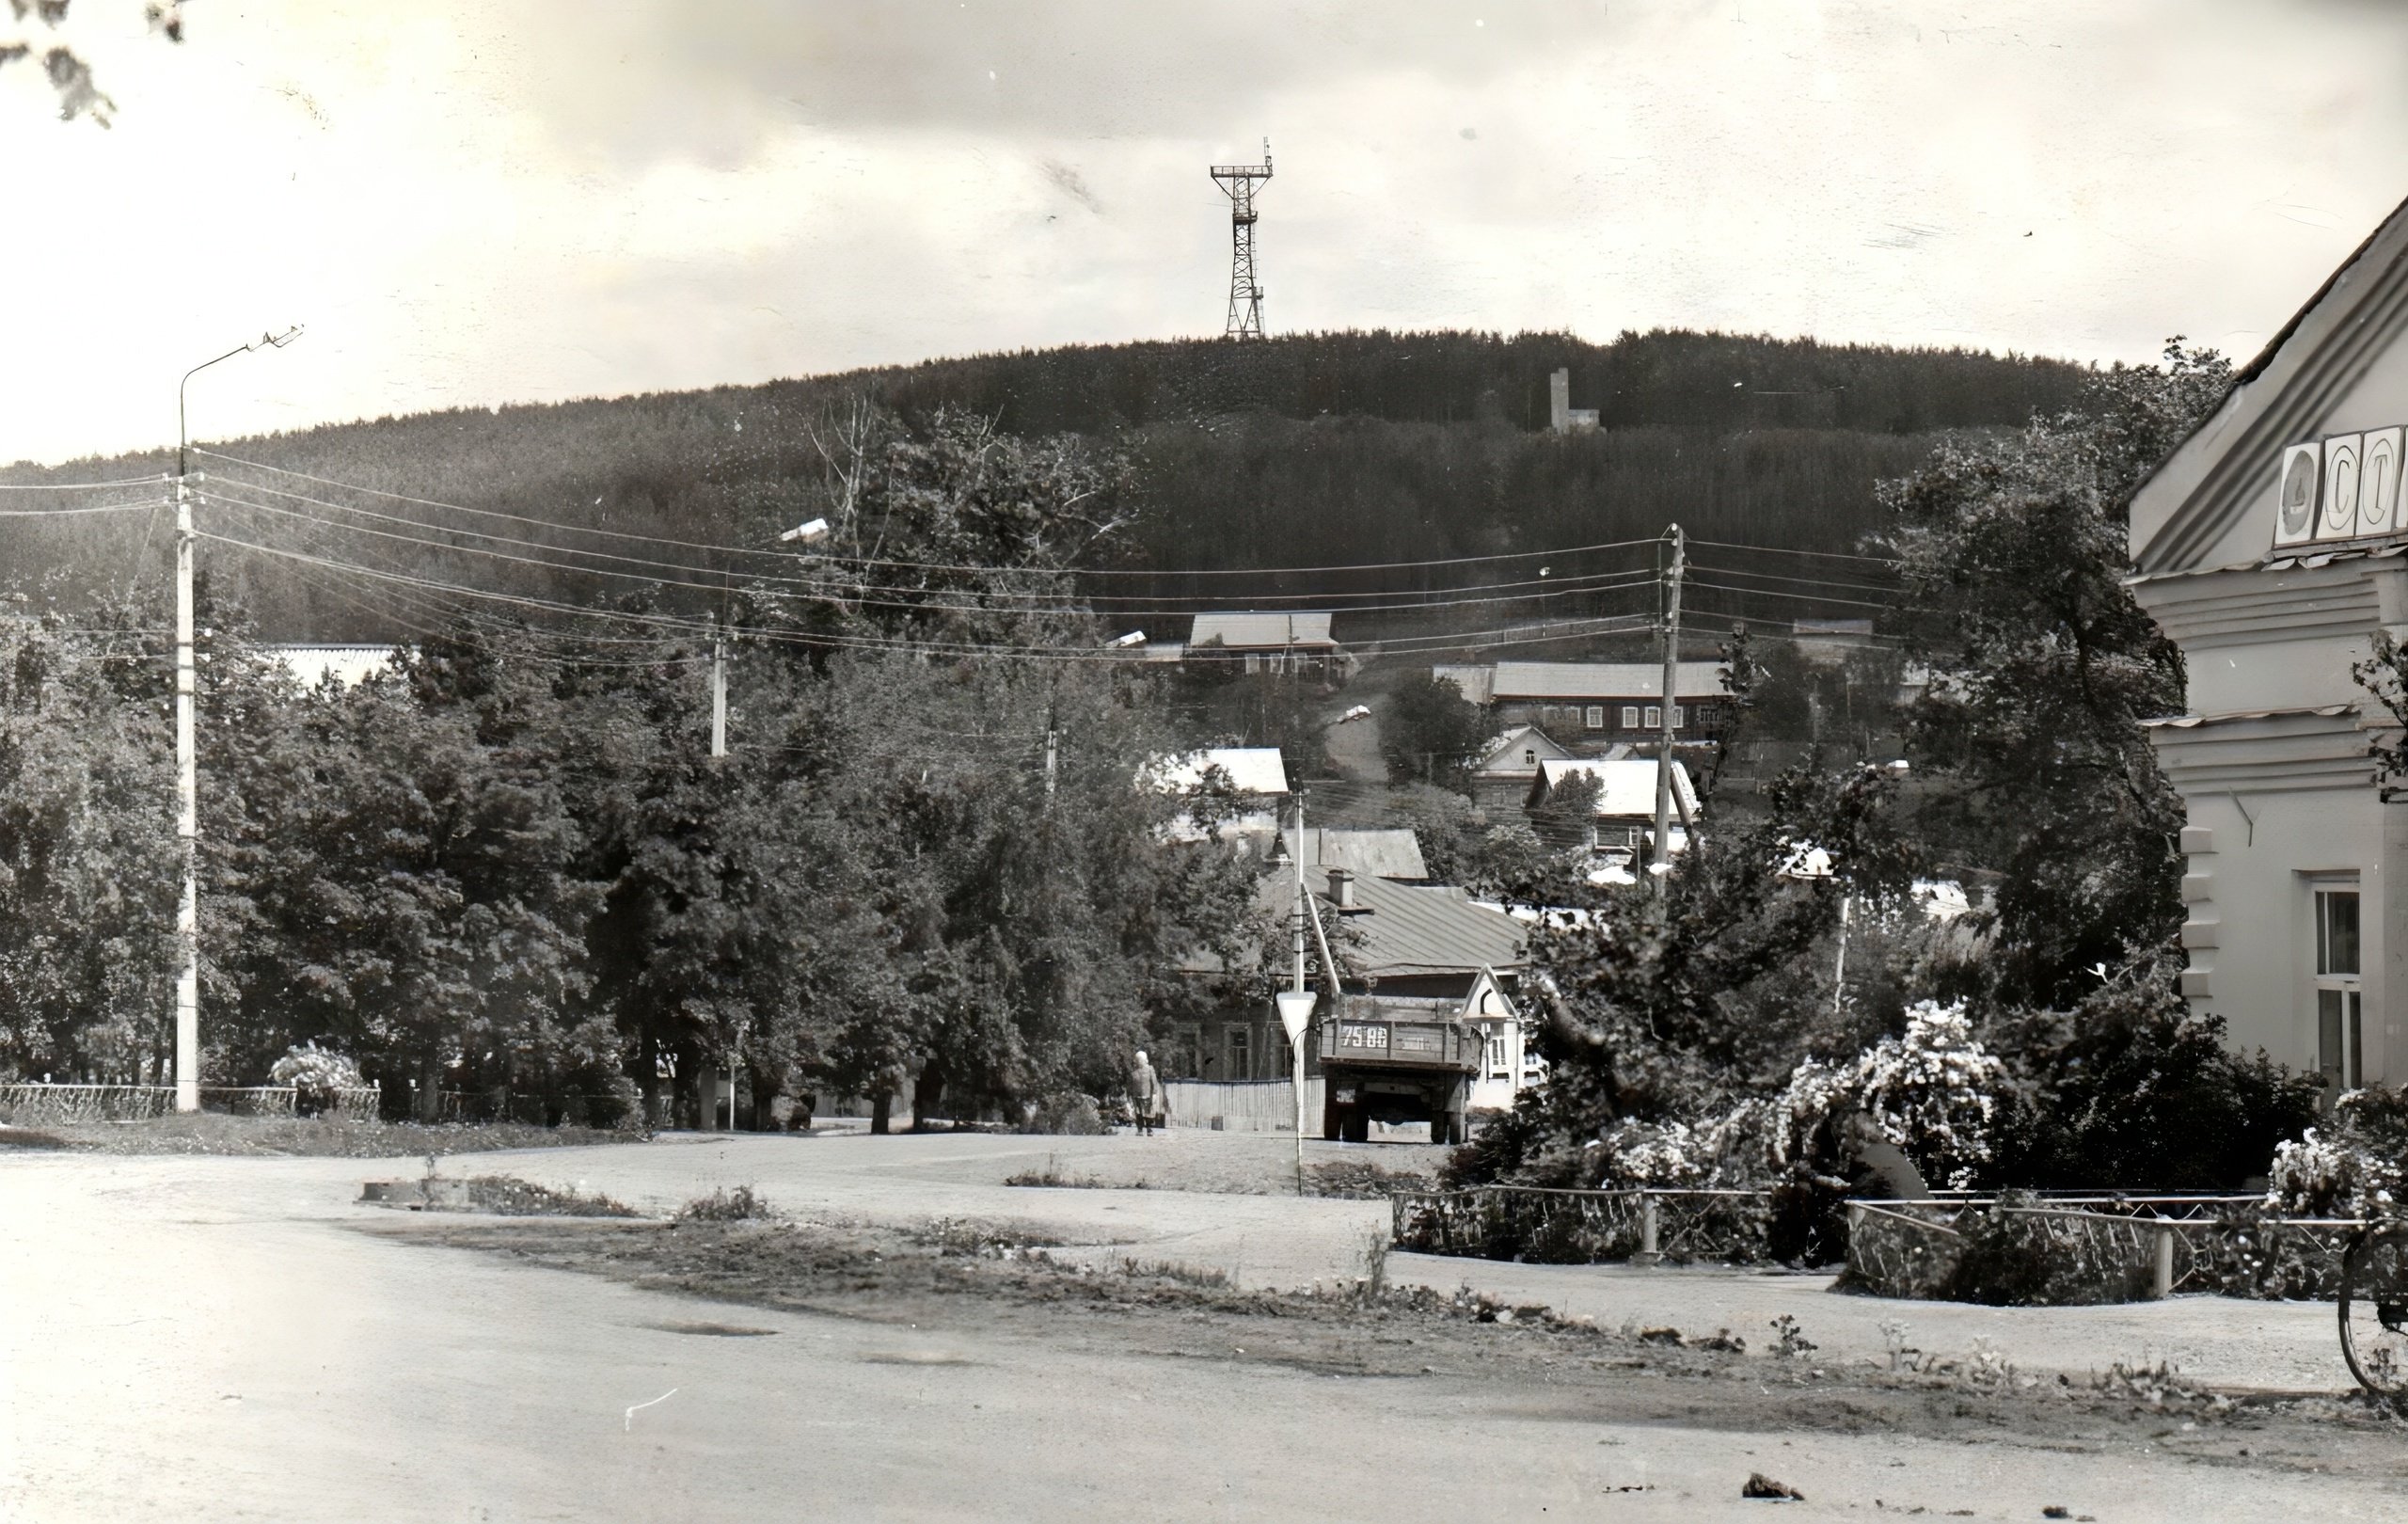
[[1188, 611, 1338, 650], [1146, 746, 1290, 796], [273, 644, 400, 689], [1536, 756, 1702, 819], [1435, 660, 1726, 703]]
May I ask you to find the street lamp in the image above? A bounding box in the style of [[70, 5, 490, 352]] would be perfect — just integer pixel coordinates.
[[1105, 629, 1147, 649], [171, 326, 301, 1113]]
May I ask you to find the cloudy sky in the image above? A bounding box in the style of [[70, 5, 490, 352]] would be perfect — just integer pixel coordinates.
[[5, 0, 2405, 465]]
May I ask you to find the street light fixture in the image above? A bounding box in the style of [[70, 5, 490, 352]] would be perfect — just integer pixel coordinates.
[[171, 325, 302, 1113], [1105, 629, 1147, 649]]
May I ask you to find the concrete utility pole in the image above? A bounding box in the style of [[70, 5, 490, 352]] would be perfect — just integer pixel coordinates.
[[171, 327, 300, 1112], [710, 618, 728, 759], [1650, 523, 1686, 891]]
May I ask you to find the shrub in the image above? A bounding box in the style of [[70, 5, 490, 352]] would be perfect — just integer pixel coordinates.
[[1936, 1193, 2153, 1306], [675, 1185, 769, 1222], [268, 1043, 365, 1117], [1022, 1091, 1105, 1135]]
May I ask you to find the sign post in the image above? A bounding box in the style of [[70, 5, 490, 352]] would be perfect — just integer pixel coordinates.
[[1276, 990, 1318, 1196]]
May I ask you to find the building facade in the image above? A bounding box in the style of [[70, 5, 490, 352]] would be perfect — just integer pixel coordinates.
[[1433, 660, 1729, 745], [2128, 195, 2408, 1091]]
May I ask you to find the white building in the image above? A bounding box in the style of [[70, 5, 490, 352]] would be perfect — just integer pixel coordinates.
[[2128, 193, 2408, 1090]]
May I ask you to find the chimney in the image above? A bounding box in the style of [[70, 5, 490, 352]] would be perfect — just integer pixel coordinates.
[[1327, 867, 1356, 910], [1549, 368, 1571, 435]]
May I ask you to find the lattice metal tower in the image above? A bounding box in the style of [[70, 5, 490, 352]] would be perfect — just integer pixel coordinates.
[[1211, 139, 1274, 339]]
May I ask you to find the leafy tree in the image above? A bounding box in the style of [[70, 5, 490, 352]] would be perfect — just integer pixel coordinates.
[[1380, 672, 1489, 786], [1881, 340, 2230, 1008]]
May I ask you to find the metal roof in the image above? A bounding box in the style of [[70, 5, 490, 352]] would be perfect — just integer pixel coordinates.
[[1277, 866, 1528, 978], [1188, 611, 1338, 650], [1299, 827, 1429, 881], [1535, 757, 1702, 819], [1488, 660, 1726, 701], [1146, 746, 1290, 795], [273, 644, 400, 688], [1469, 724, 1576, 777]]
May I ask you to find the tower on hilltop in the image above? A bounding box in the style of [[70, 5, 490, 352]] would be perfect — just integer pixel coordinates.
[[1211, 139, 1274, 340]]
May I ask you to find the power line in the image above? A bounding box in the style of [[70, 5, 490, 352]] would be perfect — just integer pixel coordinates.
[[1687, 537, 1900, 567], [1683, 579, 1900, 612], [1687, 563, 1900, 596], [0, 474, 166, 492], [198, 529, 1676, 664], [203, 477, 1667, 618], [0, 498, 162, 517], [195, 447, 1666, 580]]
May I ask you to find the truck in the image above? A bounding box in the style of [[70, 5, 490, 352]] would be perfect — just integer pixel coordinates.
[[1317, 1007, 1481, 1145]]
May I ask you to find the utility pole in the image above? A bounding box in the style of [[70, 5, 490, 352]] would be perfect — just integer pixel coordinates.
[[1650, 523, 1686, 891], [710, 618, 727, 760], [1043, 725, 1058, 804], [1276, 791, 1313, 1197], [170, 327, 300, 1113]]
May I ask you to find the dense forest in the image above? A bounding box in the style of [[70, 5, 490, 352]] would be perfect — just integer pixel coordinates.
[[0, 328, 2086, 645]]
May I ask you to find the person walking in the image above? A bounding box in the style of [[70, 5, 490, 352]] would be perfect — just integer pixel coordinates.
[[1130, 1050, 1167, 1137]]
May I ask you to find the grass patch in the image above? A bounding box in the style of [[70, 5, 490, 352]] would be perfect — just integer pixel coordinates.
[[48, 1113, 643, 1158], [458, 1175, 641, 1217], [0, 1125, 69, 1150], [675, 1184, 770, 1222], [1307, 1159, 1435, 1199]]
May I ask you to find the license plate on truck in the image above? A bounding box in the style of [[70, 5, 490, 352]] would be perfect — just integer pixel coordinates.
[[1337, 1024, 1389, 1050]]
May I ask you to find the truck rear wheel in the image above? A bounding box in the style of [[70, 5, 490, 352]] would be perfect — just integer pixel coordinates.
[[1322, 1096, 1342, 1141], [1428, 1110, 1453, 1147], [1342, 1109, 1370, 1145]]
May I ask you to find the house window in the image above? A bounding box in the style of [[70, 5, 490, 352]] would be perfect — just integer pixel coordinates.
[[2317, 886, 2363, 1091], [1584, 705, 1605, 730], [1642, 705, 1661, 729], [1671, 705, 1687, 728], [1522, 748, 1537, 765], [1619, 706, 1640, 729], [1227, 1024, 1251, 1079]]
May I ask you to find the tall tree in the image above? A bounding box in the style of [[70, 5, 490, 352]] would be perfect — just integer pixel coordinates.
[[1880, 341, 2230, 1008]]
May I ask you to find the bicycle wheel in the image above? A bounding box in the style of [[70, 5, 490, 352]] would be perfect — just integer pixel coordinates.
[[2339, 1224, 2408, 1399]]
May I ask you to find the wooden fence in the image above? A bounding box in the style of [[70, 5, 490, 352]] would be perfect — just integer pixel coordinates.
[[1164, 1079, 1325, 1134]]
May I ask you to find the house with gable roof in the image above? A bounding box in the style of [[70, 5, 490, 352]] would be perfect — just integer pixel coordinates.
[[2128, 193, 2408, 1092]]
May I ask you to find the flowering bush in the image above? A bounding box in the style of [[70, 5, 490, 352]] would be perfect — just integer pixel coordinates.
[[1594, 1119, 1715, 1186], [268, 1042, 365, 1117], [1763, 1000, 2004, 1189]]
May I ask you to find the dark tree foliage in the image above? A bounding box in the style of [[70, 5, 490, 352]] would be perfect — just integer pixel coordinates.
[[1882, 341, 2230, 1009], [0, 408, 1260, 1134], [0, 330, 2083, 645], [1380, 671, 1490, 786], [1983, 954, 2321, 1191]]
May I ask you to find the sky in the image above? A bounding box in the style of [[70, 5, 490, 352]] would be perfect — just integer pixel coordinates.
[[5, 0, 2406, 466]]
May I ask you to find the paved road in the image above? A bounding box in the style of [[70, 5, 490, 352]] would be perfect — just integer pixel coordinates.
[[2, 1132, 2389, 1520]]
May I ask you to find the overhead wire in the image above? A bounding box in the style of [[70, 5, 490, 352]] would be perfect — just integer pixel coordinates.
[[0, 473, 166, 491], [195, 447, 1667, 580], [203, 479, 1670, 621]]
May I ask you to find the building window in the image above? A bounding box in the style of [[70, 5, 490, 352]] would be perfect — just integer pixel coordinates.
[[1642, 705, 1661, 729], [1227, 1024, 1251, 1079], [2316, 885, 2363, 1091], [1620, 706, 1640, 729], [1522, 748, 1537, 765], [1671, 705, 1687, 728], [1584, 705, 1605, 730]]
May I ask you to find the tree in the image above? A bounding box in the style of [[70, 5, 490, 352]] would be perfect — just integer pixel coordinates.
[[1379, 673, 1489, 786], [1881, 340, 2230, 1008]]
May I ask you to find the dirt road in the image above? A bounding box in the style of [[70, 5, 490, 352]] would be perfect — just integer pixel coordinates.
[[6, 1131, 2403, 1520]]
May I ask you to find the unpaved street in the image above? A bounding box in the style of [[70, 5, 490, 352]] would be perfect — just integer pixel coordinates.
[[6, 1129, 2406, 1521]]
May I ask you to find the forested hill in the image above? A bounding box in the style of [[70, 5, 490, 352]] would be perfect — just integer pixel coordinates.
[[1, 329, 2088, 641]]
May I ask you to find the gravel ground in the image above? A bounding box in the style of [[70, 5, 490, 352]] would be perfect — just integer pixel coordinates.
[[10, 1126, 2403, 1520]]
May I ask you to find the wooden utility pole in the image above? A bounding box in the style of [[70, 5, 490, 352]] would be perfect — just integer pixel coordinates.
[[710, 619, 727, 760], [172, 468, 199, 1111], [1650, 524, 1686, 890]]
